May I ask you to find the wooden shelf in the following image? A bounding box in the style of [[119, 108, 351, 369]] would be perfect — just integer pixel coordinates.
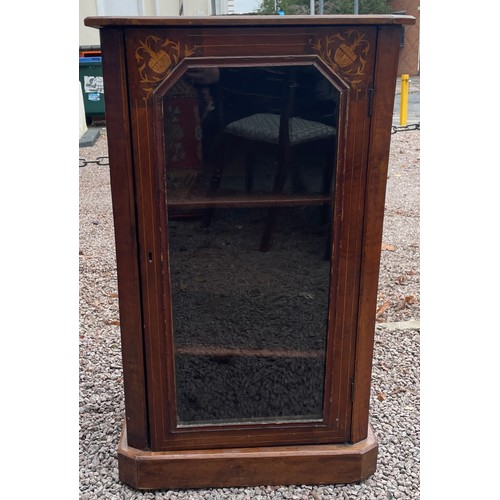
[[175, 345, 324, 359], [167, 193, 331, 210]]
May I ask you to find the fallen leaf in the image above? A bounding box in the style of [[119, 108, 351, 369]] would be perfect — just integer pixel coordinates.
[[105, 320, 120, 326], [405, 295, 416, 304], [377, 392, 387, 401], [376, 300, 390, 318], [395, 275, 406, 284], [395, 298, 406, 311], [382, 243, 396, 251], [389, 387, 407, 396]]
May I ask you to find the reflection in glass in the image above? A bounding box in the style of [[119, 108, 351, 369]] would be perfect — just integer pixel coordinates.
[[163, 65, 340, 426]]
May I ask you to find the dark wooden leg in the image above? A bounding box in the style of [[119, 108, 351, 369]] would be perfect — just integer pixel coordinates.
[[202, 137, 226, 228], [324, 211, 333, 261], [322, 144, 336, 260], [320, 145, 335, 225], [259, 207, 279, 252], [245, 148, 255, 193], [260, 145, 290, 252]]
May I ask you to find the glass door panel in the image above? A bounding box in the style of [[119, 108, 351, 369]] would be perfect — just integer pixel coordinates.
[[162, 64, 340, 427]]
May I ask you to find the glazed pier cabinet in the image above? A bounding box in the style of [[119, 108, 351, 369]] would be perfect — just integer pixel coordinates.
[[85, 14, 415, 490]]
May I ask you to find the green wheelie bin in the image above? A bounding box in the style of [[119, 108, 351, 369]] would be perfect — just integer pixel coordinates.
[[79, 56, 105, 123]]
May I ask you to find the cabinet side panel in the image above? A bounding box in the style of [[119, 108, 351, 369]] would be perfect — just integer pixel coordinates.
[[351, 25, 402, 442], [100, 28, 149, 449], [313, 25, 378, 439]]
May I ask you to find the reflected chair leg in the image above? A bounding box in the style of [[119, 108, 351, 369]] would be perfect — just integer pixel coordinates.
[[260, 146, 290, 252], [324, 214, 333, 261], [202, 139, 226, 228], [245, 148, 255, 193], [320, 147, 335, 225], [322, 146, 336, 260], [202, 209, 215, 229], [260, 207, 279, 252]]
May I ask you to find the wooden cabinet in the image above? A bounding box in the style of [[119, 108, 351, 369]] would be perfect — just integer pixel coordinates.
[[85, 14, 415, 490]]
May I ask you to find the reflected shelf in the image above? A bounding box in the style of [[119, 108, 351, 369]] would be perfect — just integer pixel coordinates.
[[167, 192, 332, 210], [175, 345, 325, 359]]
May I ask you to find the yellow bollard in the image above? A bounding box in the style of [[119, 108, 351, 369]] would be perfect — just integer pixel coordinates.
[[400, 74, 410, 126]]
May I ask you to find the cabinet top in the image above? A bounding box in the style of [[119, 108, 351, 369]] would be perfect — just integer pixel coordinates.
[[84, 15, 415, 29]]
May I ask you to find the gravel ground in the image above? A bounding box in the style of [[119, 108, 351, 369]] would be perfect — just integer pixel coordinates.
[[79, 127, 420, 499]]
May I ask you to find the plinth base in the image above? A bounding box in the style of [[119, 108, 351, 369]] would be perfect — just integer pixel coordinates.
[[117, 423, 378, 490]]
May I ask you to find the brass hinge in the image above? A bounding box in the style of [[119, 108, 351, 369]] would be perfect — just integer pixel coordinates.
[[368, 87, 375, 117]]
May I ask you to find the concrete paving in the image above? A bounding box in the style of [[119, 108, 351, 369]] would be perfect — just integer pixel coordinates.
[[79, 127, 101, 148], [377, 319, 420, 331]]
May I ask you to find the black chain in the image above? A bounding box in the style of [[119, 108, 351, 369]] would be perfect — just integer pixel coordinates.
[[392, 123, 420, 134], [79, 156, 109, 168], [79, 123, 419, 166]]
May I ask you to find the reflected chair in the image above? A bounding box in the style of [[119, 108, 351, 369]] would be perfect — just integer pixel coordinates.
[[204, 67, 337, 252]]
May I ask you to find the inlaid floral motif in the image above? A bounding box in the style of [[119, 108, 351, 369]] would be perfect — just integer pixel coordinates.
[[312, 30, 370, 92], [135, 36, 196, 98]]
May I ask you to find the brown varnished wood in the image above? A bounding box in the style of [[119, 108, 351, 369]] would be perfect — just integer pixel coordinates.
[[125, 65, 170, 451], [351, 25, 406, 443], [128, 31, 357, 451], [99, 28, 149, 450], [321, 26, 377, 437], [167, 193, 331, 210], [175, 346, 324, 359], [85, 15, 416, 29], [117, 421, 378, 489], [86, 15, 415, 489]]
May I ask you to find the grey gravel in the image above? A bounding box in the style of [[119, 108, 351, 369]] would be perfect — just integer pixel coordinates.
[[79, 127, 420, 498]]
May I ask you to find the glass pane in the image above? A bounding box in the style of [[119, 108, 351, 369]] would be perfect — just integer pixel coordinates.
[[163, 65, 339, 426]]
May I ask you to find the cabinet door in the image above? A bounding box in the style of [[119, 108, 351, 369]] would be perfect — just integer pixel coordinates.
[[125, 26, 377, 451]]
